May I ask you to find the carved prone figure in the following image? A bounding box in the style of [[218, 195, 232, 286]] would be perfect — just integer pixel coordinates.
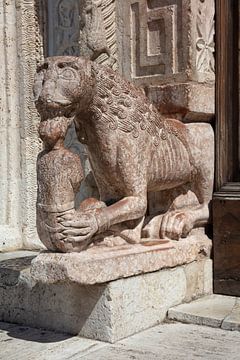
[[34, 56, 214, 252]]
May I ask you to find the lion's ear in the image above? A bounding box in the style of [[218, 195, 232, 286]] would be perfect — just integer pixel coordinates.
[[75, 57, 93, 77]]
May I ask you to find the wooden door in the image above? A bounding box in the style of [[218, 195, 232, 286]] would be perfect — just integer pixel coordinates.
[[213, 0, 240, 296]]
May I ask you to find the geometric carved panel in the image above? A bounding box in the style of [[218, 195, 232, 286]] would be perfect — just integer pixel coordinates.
[[120, 0, 183, 84], [131, 1, 177, 77]]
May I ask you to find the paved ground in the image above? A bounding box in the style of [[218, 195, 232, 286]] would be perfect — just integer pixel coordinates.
[[0, 321, 240, 360]]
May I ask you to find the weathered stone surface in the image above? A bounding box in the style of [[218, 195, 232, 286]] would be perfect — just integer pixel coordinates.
[[48, 0, 118, 70], [183, 257, 212, 302], [117, 0, 215, 85], [0, 250, 212, 342], [116, 0, 215, 120], [0, 321, 106, 360], [34, 56, 214, 252], [84, 323, 240, 360], [0, 0, 216, 253], [31, 232, 211, 285], [0, 0, 24, 251], [0, 0, 44, 251], [148, 83, 215, 121], [168, 294, 238, 329]]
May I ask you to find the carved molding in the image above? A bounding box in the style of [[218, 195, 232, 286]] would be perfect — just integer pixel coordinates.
[[131, 1, 178, 77], [196, 0, 215, 75], [0, 0, 46, 250]]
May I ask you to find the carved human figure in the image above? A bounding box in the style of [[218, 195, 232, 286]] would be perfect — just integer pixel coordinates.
[[37, 116, 81, 251], [34, 56, 214, 251], [56, 0, 80, 55], [36, 116, 106, 252]]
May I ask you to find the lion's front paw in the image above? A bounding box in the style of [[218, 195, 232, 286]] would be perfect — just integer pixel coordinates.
[[159, 211, 193, 240]]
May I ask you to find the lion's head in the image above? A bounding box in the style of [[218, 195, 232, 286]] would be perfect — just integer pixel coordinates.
[[34, 56, 95, 119]]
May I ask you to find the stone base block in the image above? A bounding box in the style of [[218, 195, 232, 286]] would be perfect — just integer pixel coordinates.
[[0, 234, 212, 343], [31, 231, 211, 285], [147, 83, 214, 122]]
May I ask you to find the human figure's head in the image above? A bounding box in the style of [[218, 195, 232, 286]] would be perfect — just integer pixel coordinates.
[[39, 116, 72, 150]]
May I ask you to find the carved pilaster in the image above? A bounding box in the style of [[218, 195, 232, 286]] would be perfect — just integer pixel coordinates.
[[17, 0, 45, 249], [0, 0, 46, 251], [0, 0, 22, 250]]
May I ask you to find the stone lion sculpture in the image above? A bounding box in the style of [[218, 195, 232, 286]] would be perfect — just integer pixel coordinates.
[[34, 56, 214, 252]]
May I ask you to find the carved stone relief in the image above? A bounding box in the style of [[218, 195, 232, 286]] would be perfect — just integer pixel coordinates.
[[18, 0, 45, 249], [34, 56, 214, 252], [195, 0, 215, 78], [0, 0, 45, 251], [0, 0, 22, 250], [47, 0, 119, 204], [48, 0, 80, 56], [79, 0, 118, 69], [47, 0, 118, 69], [0, 0, 215, 252], [116, 0, 215, 120], [117, 0, 186, 86], [117, 0, 214, 85]]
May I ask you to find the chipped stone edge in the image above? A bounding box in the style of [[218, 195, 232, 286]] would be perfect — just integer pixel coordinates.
[[30, 234, 212, 285]]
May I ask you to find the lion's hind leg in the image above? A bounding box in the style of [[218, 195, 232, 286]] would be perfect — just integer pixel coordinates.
[[158, 123, 214, 240], [158, 191, 211, 240]]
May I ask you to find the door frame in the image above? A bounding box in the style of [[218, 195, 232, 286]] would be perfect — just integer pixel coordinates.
[[213, 0, 240, 295]]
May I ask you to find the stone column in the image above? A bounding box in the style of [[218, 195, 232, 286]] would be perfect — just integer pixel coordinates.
[[0, 0, 44, 251], [17, 0, 44, 249], [0, 0, 22, 250]]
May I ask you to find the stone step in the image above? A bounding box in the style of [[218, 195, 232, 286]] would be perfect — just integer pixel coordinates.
[[168, 294, 240, 331]]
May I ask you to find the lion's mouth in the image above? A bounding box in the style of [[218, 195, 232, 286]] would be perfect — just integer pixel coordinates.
[[46, 98, 72, 106], [36, 98, 76, 120]]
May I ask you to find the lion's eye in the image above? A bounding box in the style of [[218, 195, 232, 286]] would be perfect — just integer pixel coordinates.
[[59, 68, 76, 80]]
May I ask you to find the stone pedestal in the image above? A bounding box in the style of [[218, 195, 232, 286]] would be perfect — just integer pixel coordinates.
[[0, 233, 212, 343]]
